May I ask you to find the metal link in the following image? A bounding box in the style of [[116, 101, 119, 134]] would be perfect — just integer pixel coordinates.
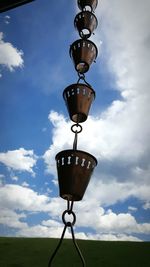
[[71, 123, 82, 150], [77, 72, 92, 88], [62, 210, 76, 226], [48, 200, 86, 267], [71, 123, 82, 134], [67, 199, 74, 213], [73, 131, 78, 150]]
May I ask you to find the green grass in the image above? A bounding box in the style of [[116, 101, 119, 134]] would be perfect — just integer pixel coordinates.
[[0, 237, 150, 267]]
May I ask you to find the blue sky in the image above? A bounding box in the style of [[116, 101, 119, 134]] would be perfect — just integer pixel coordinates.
[[0, 0, 150, 241]]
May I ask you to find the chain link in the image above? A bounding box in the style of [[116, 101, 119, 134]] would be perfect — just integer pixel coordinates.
[[71, 123, 82, 150], [77, 72, 92, 88]]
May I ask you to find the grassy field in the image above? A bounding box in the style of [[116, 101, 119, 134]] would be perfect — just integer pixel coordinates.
[[0, 237, 150, 267]]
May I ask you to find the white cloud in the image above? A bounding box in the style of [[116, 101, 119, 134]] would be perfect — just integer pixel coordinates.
[[97, 210, 149, 235], [0, 184, 67, 237], [76, 232, 142, 242], [43, 0, 150, 216], [16, 224, 141, 241], [128, 206, 138, 212], [44, 109, 150, 177], [75, 202, 150, 235], [0, 174, 5, 186], [0, 184, 49, 212], [22, 181, 29, 187], [1, 0, 150, 241], [11, 175, 18, 181], [43, 111, 73, 176], [0, 208, 27, 229], [43, 111, 150, 205], [0, 183, 149, 239], [41, 0, 150, 241], [5, 16, 10, 19], [0, 32, 23, 75], [17, 224, 64, 238], [0, 205, 143, 241], [143, 202, 150, 210], [0, 184, 64, 215], [86, 177, 150, 207], [94, 0, 150, 158], [0, 148, 37, 175], [42, 110, 150, 240]]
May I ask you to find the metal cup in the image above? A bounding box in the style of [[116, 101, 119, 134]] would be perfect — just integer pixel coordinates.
[[70, 39, 98, 73], [74, 11, 98, 39], [56, 149, 97, 201], [77, 0, 98, 12], [63, 83, 95, 123]]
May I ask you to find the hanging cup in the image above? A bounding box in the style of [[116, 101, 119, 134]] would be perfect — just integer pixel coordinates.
[[70, 39, 98, 73], [63, 83, 95, 123], [77, 0, 98, 12], [56, 149, 97, 201], [74, 11, 98, 39]]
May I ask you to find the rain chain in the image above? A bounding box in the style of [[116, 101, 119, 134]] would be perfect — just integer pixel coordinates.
[[48, 1, 99, 266]]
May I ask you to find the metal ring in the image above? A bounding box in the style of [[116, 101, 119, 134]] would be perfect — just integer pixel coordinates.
[[78, 72, 85, 79], [62, 210, 76, 226], [71, 124, 82, 133]]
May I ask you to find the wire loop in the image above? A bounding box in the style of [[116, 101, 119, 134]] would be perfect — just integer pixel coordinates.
[[62, 210, 76, 226], [71, 123, 82, 134], [71, 123, 82, 150], [48, 200, 86, 267], [77, 72, 92, 88]]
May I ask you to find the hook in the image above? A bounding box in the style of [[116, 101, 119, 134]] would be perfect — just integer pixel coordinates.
[[77, 73, 92, 88]]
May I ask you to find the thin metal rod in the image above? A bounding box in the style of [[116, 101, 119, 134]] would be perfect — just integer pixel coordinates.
[[70, 224, 86, 267], [48, 224, 67, 267], [70, 200, 74, 212], [73, 131, 78, 150], [67, 199, 74, 213]]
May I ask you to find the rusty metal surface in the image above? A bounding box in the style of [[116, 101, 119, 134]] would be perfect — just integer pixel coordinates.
[[56, 149, 97, 201], [77, 0, 98, 12], [63, 83, 95, 123], [70, 39, 98, 73], [74, 11, 98, 39]]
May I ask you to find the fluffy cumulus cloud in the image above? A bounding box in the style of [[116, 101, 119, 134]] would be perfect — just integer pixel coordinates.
[[43, 111, 150, 204], [0, 184, 64, 237], [0, 32, 23, 77], [0, 148, 37, 175], [0, 208, 27, 229], [0, 184, 149, 240], [94, 0, 150, 160], [0, 184, 64, 214]]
